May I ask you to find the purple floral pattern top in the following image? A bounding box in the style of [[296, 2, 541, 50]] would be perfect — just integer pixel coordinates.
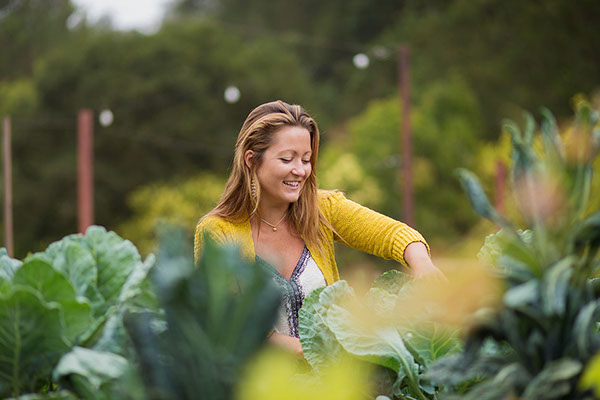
[[256, 246, 326, 338]]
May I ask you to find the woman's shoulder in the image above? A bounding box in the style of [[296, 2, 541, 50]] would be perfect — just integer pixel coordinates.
[[317, 189, 346, 208], [196, 214, 245, 235], [317, 189, 352, 224], [195, 213, 247, 250], [197, 214, 225, 228]]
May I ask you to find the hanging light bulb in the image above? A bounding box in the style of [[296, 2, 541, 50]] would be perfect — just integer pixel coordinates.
[[98, 109, 114, 127], [352, 53, 370, 69], [224, 86, 241, 104]]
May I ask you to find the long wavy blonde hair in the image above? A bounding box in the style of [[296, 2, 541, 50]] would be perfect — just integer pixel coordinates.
[[206, 100, 330, 253]]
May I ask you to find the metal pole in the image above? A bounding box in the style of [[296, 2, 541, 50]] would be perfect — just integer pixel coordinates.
[[397, 45, 415, 227], [3, 116, 13, 256], [77, 109, 94, 233]]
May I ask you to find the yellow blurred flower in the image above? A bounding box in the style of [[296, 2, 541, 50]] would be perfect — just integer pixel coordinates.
[[392, 260, 503, 331], [513, 171, 566, 226], [236, 348, 373, 400], [330, 260, 502, 336], [579, 352, 600, 397]]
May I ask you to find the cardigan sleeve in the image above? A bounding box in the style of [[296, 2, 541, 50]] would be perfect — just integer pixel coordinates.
[[319, 191, 429, 267], [194, 216, 229, 262]]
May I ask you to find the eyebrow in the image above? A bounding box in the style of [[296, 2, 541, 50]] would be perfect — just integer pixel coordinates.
[[277, 150, 312, 156]]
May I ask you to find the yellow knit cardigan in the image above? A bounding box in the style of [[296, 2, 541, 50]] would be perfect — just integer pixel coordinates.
[[194, 191, 429, 285]]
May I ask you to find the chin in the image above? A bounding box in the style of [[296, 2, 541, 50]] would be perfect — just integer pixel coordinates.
[[285, 196, 301, 204]]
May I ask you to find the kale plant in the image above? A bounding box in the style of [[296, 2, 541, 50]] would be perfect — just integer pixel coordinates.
[[428, 101, 600, 399]]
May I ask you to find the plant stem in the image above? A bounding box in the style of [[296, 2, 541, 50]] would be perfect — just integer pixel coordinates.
[[384, 338, 430, 400]]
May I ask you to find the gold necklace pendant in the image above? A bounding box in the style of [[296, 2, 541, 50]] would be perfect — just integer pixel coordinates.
[[261, 212, 287, 232]]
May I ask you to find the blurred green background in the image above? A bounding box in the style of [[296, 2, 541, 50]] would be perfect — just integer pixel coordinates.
[[1, 0, 599, 265]]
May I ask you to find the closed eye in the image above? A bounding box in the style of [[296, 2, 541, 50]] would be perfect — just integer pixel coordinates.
[[280, 158, 292, 163]]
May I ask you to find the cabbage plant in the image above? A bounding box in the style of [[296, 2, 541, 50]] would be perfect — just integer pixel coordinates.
[[0, 226, 156, 398], [299, 270, 460, 400]]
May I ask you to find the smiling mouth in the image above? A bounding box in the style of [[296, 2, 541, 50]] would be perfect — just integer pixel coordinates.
[[283, 181, 300, 188]]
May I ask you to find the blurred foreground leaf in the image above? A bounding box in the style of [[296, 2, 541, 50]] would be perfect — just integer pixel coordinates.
[[300, 271, 462, 400], [236, 348, 371, 400], [124, 228, 281, 400], [432, 103, 600, 398]]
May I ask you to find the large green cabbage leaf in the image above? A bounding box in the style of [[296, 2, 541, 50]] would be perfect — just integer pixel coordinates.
[[0, 287, 70, 396], [53, 347, 130, 395], [0, 226, 156, 398], [299, 270, 461, 399], [36, 226, 147, 316], [298, 281, 354, 373], [0, 248, 22, 294]]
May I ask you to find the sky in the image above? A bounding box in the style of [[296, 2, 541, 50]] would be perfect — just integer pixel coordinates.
[[71, 0, 174, 33]]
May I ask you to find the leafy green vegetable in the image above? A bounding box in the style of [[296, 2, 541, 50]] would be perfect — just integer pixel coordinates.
[[325, 307, 426, 399], [402, 323, 462, 368], [430, 102, 600, 399], [124, 228, 282, 400], [299, 281, 354, 373], [53, 347, 130, 395], [0, 287, 70, 396], [299, 270, 460, 400], [521, 359, 582, 400], [456, 168, 513, 231], [36, 226, 150, 317], [13, 258, 94, 344], [0, 248, 22, 280], [0, 226, 156, 398], [0, 248, 23, 294], [372, 270, 413, 295]]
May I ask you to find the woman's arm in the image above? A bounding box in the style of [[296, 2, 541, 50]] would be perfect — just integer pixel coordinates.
[[404, 241, 446, 279], [320, 192, 446, 280], [322, 192, 430, 268], [267, 332, 304, 356]]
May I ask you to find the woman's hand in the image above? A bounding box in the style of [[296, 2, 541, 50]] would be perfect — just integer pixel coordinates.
[[267, 332, 304, 357], [404, 241, 446, 280]]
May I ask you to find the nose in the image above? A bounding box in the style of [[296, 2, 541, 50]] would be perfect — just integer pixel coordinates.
[[292, 162, 307, 177], [292, 167, 306, 177]]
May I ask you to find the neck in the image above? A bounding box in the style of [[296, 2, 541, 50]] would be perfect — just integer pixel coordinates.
[[258, 203, 290, 224]]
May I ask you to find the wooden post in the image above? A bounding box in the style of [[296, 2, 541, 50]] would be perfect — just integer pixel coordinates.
[[495, 160, 507, 215], [77, 109, 94, 233], [3, 116, 13, 256], [397, 45, 415, 227]]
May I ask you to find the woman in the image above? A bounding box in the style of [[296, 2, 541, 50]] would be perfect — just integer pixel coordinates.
[[194, 100, 442, 356]]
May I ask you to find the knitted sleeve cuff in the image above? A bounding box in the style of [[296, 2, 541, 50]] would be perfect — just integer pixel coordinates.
[[391, 229, 430, 268]]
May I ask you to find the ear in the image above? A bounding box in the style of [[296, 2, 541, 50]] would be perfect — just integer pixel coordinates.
[[244, 150, 255, 170]]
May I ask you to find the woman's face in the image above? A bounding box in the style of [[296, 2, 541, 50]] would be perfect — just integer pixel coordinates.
[[251, 125, 312, 209]]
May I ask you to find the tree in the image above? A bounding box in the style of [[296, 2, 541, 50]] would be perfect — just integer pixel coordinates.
[[9, 20, 317, 256], [0, 0, 74, 79], [344, 75, 482, 243], [171, 0, 408, 121], [379, 0, 600, 138]]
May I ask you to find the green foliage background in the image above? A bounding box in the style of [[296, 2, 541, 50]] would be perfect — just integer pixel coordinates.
[[0, 0, 599, 259]]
